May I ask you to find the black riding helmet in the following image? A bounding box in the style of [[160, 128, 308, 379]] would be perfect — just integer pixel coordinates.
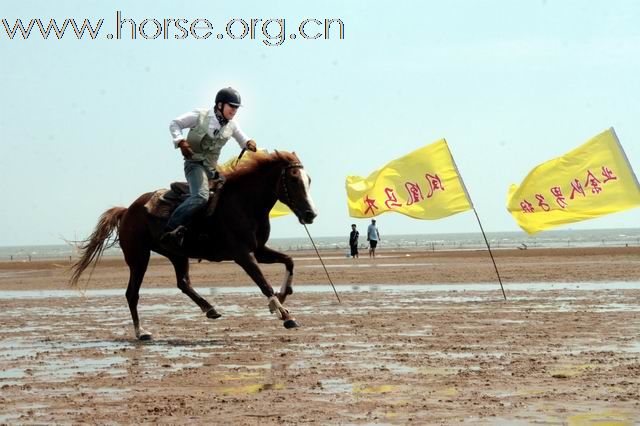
[[215, 87, 242, 107]]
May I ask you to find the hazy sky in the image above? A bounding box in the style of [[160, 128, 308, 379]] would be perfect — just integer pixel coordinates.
[[1, 0, 639, 246]]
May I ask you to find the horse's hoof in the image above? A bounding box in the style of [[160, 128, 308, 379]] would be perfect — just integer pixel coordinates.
[[283, 319, 299, 329], [206, 307, 222, 319], [138, 333, 153, 341]]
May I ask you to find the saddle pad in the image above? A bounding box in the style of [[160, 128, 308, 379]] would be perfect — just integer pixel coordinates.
[[144, 184, 223, 219], [144, 189, 177, 219]]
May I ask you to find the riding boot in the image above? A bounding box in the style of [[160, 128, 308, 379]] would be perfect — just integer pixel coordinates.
[[160, 225, 188, 248]]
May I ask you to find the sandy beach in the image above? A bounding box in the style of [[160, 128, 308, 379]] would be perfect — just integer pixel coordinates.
[[1, 246, 639, 424], [1, 246, 639, 290]]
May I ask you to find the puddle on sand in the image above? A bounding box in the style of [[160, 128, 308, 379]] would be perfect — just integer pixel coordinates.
[[214, 383, 284, 395], [564, 341, 640, 355], [419, 366, 464, 376], [303, 262, 435, 269], [377, 362, 417, 374], [353, 384, 397, 394], [318, 378, 353, 394], [145, 344, 215, 359], [0, 368, 26, 385], [36, 356, 128, 381], [0, 404, 49, 423], [548, 363, 598, 378], [0, 338, 133, 362], [218, 363, 272, 370], [1, 281, 639, 299], [396, 326, 433, 337], [434, 387, 459, 397], [566, 410, 634, 426], [424, 350, 506, 359], [0, 356, 128, 384], [216, 371, 265, 381], [316, 379, 397, 395]]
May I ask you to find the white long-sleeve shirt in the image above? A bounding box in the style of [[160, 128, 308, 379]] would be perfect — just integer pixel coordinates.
[[169, 108, 250, 149]]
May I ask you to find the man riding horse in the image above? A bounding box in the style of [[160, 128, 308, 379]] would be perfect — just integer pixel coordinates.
[[161, 87, 257, 248], [70, 86, 317, 339]]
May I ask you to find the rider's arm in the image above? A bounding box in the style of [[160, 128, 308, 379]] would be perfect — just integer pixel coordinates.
[[169, 110, 199, 148], [232, 125, 256, 151]]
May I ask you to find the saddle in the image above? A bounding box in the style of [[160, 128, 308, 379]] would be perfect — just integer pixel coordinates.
[[144, 179, 225, 220]]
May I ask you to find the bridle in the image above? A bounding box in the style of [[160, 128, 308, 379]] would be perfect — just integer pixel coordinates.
[[277, 162, 305, 210]]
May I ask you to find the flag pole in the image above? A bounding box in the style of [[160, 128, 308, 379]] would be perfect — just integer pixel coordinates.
[[445, 140, 507, 300], [303, 224, 341, 303], [472, 208, 507, 300], [610, 127, 640, 189]]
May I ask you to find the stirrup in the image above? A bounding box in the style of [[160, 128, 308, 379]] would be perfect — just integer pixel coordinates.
[[161, 225, 187, 247]]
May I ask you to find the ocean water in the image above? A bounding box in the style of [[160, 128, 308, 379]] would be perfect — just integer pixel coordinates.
[[1, 228, 639, 261]]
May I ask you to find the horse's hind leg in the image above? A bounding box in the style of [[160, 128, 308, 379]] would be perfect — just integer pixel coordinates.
[[169, 256, 221, 319], [254, 246, 294, 304], [124, 249, 152, 340]]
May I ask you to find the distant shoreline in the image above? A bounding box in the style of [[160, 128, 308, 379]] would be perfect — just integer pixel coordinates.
[[1, 227, 640, 261]]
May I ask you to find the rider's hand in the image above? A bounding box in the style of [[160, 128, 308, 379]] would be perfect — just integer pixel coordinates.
[[245, 139, 257, 152], [178, 140, 194, 159]]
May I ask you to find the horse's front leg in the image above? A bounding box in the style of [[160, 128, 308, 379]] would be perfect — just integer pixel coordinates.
[[254, 246, 294, 304], [233, 251, 299, 329]]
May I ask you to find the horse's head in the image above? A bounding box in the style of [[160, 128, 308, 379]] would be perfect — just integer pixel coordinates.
[[275, 153, 317, 224]]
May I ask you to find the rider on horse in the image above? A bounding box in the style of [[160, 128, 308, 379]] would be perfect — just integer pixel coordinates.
[[161, 87, 257, 247]]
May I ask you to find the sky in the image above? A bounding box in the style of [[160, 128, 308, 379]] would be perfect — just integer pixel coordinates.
[[1, 0, 639, 246]]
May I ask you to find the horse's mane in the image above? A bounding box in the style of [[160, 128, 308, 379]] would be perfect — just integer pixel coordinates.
[[222, 150, 301, 183]]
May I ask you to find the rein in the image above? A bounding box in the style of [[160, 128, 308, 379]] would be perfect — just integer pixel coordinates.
[[278, 162, 304, 210]]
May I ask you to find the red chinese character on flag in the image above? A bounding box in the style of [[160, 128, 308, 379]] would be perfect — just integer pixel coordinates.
[[569, 179, 586, 199], [601, 166, 617, 183], [550, 186, 567, 209], [520, 200, 535, 213], [363, 195, 378, 215], [404, 182, 424, 205], [535, 194, 550, 212], [584, 170, 602, 194], [425, 173, 445, 198], [384, 187, 402, 209]]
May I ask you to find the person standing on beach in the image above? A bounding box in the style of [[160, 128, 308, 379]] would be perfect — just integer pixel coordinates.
[[161, 87, 257, 247], [349, 224, 359, 259], [367, 219, 380, 258]]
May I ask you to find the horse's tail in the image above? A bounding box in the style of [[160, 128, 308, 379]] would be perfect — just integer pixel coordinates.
[[70, 207, 127, 288]]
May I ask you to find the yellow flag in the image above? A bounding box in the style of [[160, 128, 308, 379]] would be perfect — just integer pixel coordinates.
[[218, 150, 292, 219], [345, 139, 472, 219], [507, 128, 640, 234], [268, 201, 293, 218]]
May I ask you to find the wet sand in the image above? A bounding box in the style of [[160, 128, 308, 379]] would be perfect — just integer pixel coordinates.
[[1, 246, 639, 290], [1, 247, 639, 424]]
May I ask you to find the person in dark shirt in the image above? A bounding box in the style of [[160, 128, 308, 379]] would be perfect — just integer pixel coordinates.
[[349, 224, 359, 259]]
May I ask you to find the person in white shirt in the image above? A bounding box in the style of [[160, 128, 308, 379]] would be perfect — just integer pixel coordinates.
[[161, 87, 257, 247], [367, 219, 380, 258]]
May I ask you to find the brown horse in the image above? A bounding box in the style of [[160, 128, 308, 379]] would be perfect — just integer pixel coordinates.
[[70, 151, 317, 340]]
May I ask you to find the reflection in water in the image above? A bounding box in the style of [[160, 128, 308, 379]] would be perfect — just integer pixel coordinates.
[[1, 281, 639, 299]]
